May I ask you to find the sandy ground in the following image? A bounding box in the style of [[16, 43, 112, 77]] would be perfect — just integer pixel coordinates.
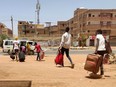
[[0, 53, 116, 87]]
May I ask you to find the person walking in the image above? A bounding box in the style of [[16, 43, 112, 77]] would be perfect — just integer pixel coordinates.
[[13, 37, 20, 61], [94, 29, 107, 75], [59, 27, 74, 68], [26, 42, 31, 55], [34, 42, 42, 61], [20, 42, 26, 54]]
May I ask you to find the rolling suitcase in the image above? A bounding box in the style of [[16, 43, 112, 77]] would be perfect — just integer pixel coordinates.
[[18, 51, 25, 62], [40, 50, 45, 59], [84, 54, 102, 74]]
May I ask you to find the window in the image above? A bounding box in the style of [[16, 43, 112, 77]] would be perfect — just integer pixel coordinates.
[[62, 24, 64, 27], [71, 21, 73, 24], [88, 14, 91, 17], [107, 21, 111, 27], [28, 42, 33, 45], [80, 24, 81, 28], [100, 13, 113, 18], [100, 21, 103, 26], [26, 30, 30, 33], [19, 22, 22, 24], [88, 22, 91, 25], [100, 21, 107, 26], [5, 41, 13, 45], [31, 31, 35, 33]]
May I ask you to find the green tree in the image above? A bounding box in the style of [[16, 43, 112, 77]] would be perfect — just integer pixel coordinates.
[[0, 34, 9, 47], [79, 34, 89, 47]]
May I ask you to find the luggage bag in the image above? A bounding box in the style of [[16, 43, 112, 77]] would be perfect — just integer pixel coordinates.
[[10, 50, 15, 60], [84, 54, 102, 74], [18, 51, 25, 62], [10, 54, 15, 60], [55, 51, 64, 65], [40, 50, 45, 59]]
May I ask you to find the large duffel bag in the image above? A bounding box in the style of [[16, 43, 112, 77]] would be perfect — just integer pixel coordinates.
[[10, 50, 15, 60], [10, 53, 15, 60], [54, 51, 64, 66], [84, 54, 102, 74]]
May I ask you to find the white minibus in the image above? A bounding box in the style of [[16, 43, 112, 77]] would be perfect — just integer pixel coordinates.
[[2, 40, 14, 54]]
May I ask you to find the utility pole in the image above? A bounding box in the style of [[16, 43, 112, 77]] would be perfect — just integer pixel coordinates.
[[11, 16, 13, 38], [36, 0, 40, 24]]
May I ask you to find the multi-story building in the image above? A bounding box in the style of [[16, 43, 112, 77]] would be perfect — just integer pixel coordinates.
[[18, 8, 116, 46], [0, 23, 12, 37], [71, 8, 116, 46], [57, 21, 68, 34], [18, 21, 44, 40], [2, 28, 12, 37]]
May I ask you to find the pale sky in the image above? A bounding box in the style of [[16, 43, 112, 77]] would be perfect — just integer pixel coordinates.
[[0, 0, 116, 36]]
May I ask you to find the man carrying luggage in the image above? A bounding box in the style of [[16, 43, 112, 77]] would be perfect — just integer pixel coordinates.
[[59, 27, 74, 68], [94, 29, 107, 75], [34, 42, 42, 61]]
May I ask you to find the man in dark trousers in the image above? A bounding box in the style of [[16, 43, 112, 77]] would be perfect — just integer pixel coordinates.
[[95, 29, 107, 75], [59, 27, 74, 68]]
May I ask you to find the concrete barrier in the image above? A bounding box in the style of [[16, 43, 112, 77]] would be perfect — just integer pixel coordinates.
[[0, 80, 32, 87]]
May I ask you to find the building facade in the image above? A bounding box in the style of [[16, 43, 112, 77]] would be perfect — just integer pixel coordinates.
[[18, 8, 116, 46], [18, 21, 45, 40], [71, 8, 116, 46], [0, 23, 12, 37]]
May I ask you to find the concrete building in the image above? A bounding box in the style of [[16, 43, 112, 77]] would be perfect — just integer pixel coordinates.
[[71, 8, 116, 46], [18, 8, 116, 46], [18, 21, 44, 40], [0, 23, 12, 37]]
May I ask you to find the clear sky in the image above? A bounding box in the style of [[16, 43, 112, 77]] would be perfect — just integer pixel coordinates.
[[0, 0, 116, 36]]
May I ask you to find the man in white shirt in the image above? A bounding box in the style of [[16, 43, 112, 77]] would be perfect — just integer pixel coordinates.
[[95, 29, 106, 75], [13, 37, 20, 61], [59, 27, 74, 68]]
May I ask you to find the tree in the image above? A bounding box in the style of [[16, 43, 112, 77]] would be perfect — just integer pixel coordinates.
[[0, 34, 9, 47], [78, 34, 89, 47]]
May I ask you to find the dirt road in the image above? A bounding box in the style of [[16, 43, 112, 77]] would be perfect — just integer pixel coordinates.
[[0, 54, 116, 87]]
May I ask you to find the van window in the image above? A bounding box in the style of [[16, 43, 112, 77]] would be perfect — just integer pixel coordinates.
[[28, 42, 33, 45], [20, 41, 27, 46], [5, 41, 13, 45]]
